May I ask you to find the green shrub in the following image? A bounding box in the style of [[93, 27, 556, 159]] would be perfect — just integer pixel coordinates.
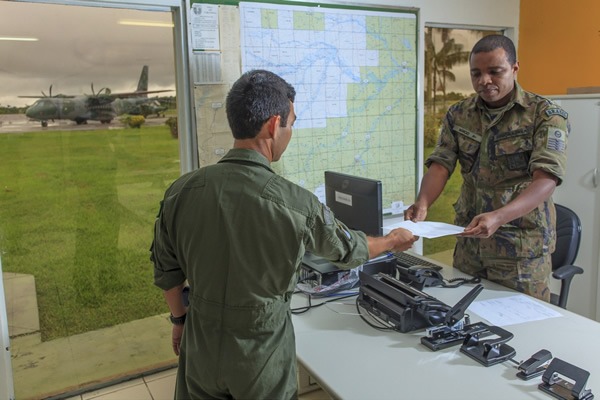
[[120, 115, 146, 128], [424, 113, 440, 147], [165, 116, 178, 139]]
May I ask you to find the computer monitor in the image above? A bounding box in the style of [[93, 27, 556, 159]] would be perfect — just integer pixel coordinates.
[[324, 171, 383, 236]]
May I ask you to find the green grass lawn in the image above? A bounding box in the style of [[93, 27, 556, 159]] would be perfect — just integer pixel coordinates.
[[0, 125, 180, 340], [422, 147, 463, 256]]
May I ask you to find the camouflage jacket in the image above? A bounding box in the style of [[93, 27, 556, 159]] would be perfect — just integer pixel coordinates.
[[426, 82, 569, 258]]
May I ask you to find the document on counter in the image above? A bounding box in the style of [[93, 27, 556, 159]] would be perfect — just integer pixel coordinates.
[[468, 295, 562, 326], [382, 220, 464, 238]]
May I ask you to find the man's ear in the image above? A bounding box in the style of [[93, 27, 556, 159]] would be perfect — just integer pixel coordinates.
[[266, 115, 281, 138]]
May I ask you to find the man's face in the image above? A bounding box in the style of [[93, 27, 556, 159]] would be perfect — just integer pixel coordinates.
[[470, 47, 519, 108], [272, 102, 296, 162]]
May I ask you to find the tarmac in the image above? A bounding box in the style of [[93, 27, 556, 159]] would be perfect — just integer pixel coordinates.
[[0, 113, 168, 135]]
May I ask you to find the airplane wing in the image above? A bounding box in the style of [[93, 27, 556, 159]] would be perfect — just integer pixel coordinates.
[[110, 89, 173, 99], [19, 94, 76, 98]]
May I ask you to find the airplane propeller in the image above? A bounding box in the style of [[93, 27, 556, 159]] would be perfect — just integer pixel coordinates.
[[41, 85, 54, 98], [90, 83, 112, 97]]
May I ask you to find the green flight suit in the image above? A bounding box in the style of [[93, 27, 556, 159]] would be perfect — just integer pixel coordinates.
[[152, 148, 369, 399], [426, 82, 569, 301]]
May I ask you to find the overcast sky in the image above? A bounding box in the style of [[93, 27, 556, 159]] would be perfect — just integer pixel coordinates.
[[0, 2, 176, 107]]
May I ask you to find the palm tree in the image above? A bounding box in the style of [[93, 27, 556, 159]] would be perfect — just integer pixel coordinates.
[[424, 28, 435, 109], [425, 28, 470, 116], [438, 31, 470, 105]]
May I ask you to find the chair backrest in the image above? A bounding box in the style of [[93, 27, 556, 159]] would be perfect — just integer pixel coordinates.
[[551, 204, 582, 270]]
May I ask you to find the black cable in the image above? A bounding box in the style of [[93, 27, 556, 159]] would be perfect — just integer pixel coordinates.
[[441, 276, 481, 288], [291, 292, 359, 315], [354, 298, 395, 331], [291, 295, 313, 315]]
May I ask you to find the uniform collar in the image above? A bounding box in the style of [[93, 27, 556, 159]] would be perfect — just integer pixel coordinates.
[[218, 148, 274, 172], [475, 81, 526, 111]]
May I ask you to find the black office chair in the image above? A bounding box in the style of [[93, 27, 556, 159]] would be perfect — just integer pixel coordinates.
[[550, 204, 584, 309]]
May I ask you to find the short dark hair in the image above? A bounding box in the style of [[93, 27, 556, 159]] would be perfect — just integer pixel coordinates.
[[225, 70, 296, 140], [471, 34, 517, 65]]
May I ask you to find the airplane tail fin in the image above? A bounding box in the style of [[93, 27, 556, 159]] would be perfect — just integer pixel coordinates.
[[136, 65, 149, 97]]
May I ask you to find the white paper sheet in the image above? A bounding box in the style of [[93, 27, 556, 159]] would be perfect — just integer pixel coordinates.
[[383, 220, 464, 238], [468, 295, 562, 326]]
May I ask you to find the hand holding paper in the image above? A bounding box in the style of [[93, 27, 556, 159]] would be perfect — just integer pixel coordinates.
[[383, 220, 464, 239]]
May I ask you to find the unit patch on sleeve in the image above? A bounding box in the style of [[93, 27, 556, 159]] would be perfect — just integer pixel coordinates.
[[322, 204, 334, 225], [546, 128, 566, 152]]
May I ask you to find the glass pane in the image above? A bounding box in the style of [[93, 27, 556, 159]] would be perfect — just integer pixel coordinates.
[[423, 27, 502, 256], [0, 2, 179, 397]]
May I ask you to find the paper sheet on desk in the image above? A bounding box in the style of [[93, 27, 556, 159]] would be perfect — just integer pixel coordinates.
[[383, 220, 464, 238], [468, 295, 562, 327]]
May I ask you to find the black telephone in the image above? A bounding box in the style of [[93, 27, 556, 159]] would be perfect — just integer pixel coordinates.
[[398, 265, 444, 289]]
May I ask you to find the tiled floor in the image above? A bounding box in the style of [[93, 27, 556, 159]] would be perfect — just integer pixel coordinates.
[[67, 368, 176, 400], [63, 367, 330, 399]]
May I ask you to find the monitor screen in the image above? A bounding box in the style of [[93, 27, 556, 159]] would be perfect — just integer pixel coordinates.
[[324, 171, 383, 236]]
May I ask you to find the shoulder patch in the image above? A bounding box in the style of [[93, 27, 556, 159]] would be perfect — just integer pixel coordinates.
[[546, 128, 566, 153], [545, 108, 568, 119], [322, 204, 334, 225]]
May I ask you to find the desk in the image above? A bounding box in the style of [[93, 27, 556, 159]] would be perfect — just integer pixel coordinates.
[[292, 265, 600, 399]]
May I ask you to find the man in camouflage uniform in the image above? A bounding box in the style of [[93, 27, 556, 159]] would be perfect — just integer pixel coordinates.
[[405, 35, 569, 302], [151, 70, 417, 399]]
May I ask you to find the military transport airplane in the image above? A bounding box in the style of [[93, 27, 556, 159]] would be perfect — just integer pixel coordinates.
[[20, 65, 171, 127]]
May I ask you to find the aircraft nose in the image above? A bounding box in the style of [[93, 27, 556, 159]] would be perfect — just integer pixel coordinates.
[[26, 100, 55, 120]]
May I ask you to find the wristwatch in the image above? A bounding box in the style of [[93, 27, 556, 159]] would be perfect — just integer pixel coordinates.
[[169, 313, 186, 325]]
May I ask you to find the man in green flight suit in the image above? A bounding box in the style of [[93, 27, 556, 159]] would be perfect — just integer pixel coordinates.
[[151, 70, 417, 399], [405, 35, 569, 302]]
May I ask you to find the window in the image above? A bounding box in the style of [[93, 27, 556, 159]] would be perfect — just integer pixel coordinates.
[[0, 2, 184, 397]]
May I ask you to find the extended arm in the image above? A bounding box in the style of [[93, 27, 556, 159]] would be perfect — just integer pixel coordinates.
[[366, 228, 418, 258], [462, 169, 558, 238], [404, 162, 450, 222]]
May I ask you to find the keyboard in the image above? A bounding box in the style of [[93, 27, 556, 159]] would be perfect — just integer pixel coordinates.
[[393, 252, 443, 271]]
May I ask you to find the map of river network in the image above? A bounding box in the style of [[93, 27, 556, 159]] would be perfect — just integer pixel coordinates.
[[239, 2, 417, 211]]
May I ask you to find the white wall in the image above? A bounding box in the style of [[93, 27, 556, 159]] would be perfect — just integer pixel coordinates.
[[550, 95, 600, 320]]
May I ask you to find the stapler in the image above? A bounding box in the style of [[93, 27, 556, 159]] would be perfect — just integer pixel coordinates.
[[517, 349, 552, 380], [421, 284, 485, 351]]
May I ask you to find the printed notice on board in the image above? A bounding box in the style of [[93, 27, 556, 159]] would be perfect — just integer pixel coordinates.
[[191, 3, 220, 51]]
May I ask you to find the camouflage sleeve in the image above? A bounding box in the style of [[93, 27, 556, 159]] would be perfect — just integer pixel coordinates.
[[529, 101, 569, 185], [304, 201, 369, 270], [425, 110, 459, 176]]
